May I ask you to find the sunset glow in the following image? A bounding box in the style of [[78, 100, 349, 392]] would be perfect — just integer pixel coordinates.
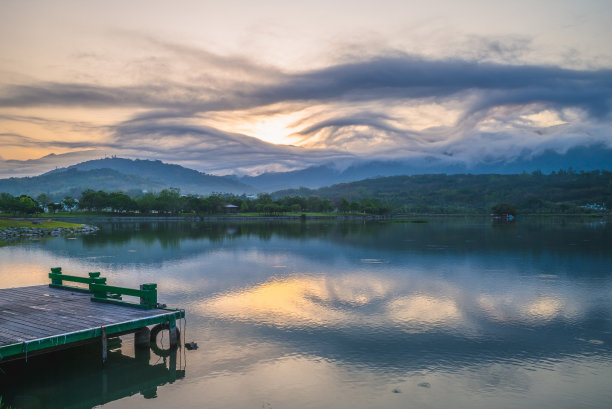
[[1, 0, 611, 176]]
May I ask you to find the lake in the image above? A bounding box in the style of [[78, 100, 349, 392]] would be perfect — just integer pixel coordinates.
[[1, 217, 611, 408]]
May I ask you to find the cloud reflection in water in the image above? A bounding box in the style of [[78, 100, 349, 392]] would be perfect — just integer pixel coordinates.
[[202, 272, 589, 336]]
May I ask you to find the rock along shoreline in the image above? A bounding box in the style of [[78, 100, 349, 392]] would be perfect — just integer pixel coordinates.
[[0, 224, 100, 241]]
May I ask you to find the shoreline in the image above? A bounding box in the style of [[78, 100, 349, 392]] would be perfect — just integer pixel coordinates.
[[0, 219, 100, 241], [3, 212, 606, 224]]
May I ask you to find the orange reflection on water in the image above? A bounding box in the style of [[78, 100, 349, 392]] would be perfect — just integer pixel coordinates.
[[201, 274, 466, 331], [0, 259, 50, 288], [478, 294, 577, 324], [387, 295, 462, 329], [202, 275, 351, 328], [522, 297, 563, 320]]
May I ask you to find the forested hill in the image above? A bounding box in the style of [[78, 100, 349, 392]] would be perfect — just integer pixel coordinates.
[[45, 157, 255, 195], [274, 170, 612, 213], [0, 158, 257, 199], [0, 168, 166, 199]]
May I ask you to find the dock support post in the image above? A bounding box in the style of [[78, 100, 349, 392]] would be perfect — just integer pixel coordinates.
[[135, 342, 151, 362], [101, 327, 108, 365], [135, 326, 151, 349], [169, 316, 178, 349], [169, 348, 177, 382]]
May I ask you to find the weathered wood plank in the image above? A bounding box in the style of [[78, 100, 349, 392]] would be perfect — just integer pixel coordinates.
[[9, 309, 112, 328], [1, 321, 56, 339], [1, 313, 89, 334], [0, 325, 40, 342], [2, 305, 152, 331]]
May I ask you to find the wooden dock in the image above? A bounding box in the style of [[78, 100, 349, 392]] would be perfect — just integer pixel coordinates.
[[0, 269, 184, 363]]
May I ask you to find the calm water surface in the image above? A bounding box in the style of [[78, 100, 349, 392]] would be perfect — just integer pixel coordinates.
[[1, 218, 611, 408]]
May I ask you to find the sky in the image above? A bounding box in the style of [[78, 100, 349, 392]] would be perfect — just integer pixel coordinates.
[[1, 0, 611, 177]]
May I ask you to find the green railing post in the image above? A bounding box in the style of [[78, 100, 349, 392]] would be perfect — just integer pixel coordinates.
[[88, 273, 105, 292], [140, 283, 157, 309], [50, 267, 62, 286], [91, 277, 108, 300], [49, 269, 107, 293], [48, 270, 161, 310]]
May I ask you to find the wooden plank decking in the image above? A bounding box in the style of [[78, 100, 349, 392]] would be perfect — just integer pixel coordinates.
[[0, 285, 184, 362]]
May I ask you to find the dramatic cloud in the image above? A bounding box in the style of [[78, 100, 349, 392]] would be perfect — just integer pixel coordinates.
[[0, 150, 104, 178], [3, 56, 610, 113], [108, 117, 355, 175], [1, 32, 611, 176]]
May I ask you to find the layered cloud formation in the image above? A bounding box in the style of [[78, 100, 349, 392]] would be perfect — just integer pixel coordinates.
[[1, 29, 611, 176]]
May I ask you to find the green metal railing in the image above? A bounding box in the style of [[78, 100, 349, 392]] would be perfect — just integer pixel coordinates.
[[49, 267, 106, 293], [49, 267, 158, 309]]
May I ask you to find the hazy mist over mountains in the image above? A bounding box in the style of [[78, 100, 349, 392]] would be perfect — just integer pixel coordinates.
[[2, 1, 611, 201], [1, 143, 611, 198], [236, 144, 612, 190]]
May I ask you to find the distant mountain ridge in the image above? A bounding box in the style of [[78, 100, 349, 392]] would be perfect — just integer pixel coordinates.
[[0, 158, 256, 199], [47, 157, 256, 195], [2, 144, 611, 199], [0, 150, 104, 178], [272, 171, 612, 214], [237, 144, 612, 190], [0, 168, 166, 199]]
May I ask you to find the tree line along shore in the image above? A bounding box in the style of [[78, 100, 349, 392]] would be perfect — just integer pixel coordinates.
[[1, 170, 610, 217], [0, 189, 393, 217]]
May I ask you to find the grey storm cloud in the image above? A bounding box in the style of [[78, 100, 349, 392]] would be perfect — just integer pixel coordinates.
[[0, 82, 229, 110], [2, 50, 611, 175], [0, 132, 103, 150], [2, 55, 610, 117], [261, 57, 612, 119]]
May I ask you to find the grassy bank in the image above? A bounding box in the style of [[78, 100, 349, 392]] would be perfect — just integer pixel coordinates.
[[0, 219, 84, 229], [28, 211, 345, 218], [1, 211, 607, 221]]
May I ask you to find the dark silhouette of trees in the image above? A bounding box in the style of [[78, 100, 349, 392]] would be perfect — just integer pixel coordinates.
[[491, 203, 518, 216]]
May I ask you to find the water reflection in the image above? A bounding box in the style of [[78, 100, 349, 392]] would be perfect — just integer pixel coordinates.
[[201, 274, 471, 332], [0, 218, 611, 408], [197, 271, 610, 370], [26, 218, 612, 265], [1, 343, 185, 409]]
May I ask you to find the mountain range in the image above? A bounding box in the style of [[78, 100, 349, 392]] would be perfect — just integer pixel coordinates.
[[47, 157, 255, 194], [0, 143, 611, 199], [235, 143, 612, 190], [0, 158, 254, 199]]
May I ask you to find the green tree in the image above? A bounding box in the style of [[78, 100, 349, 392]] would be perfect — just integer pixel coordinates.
[[0, 193, 13, 214], [136, 193, 158, 214], [339, 198, 350, 213], [36, 193, 51, 209], [491, 203, 518, 216], [48, 202, 63, 213], [61, 196, 77, 211], [17, 195, 40, 215], [306, 196, 322, 212], [157, 188, 181, 214], [240, 200, 249, 213], [107, 192, 137, 212], [320, 199, 333, 212], [92, 191, 109, 211], [78, 189, 96, 211]]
